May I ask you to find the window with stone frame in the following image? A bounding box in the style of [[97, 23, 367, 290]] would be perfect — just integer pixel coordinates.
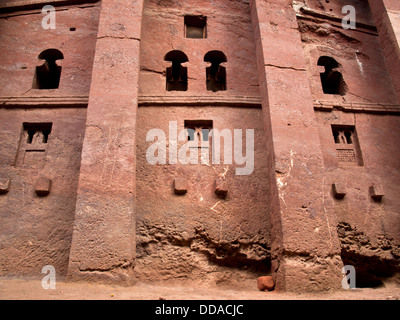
[[16, 122, 53, 168], [332, 125, 363, 166], [184, 120, 213, 164]]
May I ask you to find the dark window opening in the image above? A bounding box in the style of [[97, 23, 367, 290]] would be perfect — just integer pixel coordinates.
[[187, 128, 210, 143], [333, 127, 353, 145], [16, 122, 53, 168], [184, 15, 207, 39], [23, 123, 53, 145], [42, 128, 51, 143], [344, 131, 352, 144], [184, 120, 213, 144], [27, 130, 35, 144], [33, 49, 64, 89], [331, 125, 363, 166], [165, 50, 188, 91], [318, 56, 346, 95], [204, 51, 227, 92], [185, 120, 213, 149]]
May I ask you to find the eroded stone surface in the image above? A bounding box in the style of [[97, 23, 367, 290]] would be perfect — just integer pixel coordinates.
[[0, 0, 399, 292]]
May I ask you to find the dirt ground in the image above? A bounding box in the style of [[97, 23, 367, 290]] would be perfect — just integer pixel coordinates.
[[0, 277, 399, 300]]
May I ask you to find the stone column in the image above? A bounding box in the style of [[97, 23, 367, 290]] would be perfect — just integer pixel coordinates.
[[67, 0, 144, 284], [368, 0, 400, 101], [250, 0, 343, 292]]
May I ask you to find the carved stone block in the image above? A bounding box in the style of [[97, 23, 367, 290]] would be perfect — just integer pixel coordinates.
[[174, 178, 187, 195], [370, 184, 384, 201], [215, 179, 228, 198], [332, 183, 346, 199], [0, 178, 10, 194], [35, 177, 52, 196]]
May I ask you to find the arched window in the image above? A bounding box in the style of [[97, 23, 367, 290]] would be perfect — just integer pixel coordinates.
[[164, 50, 188, 91], [204, 51, 227, 92], [33, 49, 64, 89], [317, 56, 346, 95]]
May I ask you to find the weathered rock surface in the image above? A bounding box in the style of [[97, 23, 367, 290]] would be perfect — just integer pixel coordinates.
[[0, 0, 399, 293]]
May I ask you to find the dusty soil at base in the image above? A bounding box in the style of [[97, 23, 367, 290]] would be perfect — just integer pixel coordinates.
[[0, 277, 399, 300]]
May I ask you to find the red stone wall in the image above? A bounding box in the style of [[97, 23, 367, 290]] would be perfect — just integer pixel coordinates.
[[298, 0, 398, 105], [66, 0, 144, 284], [0, 2, 100, 277], [0, 107, 87, 277], [0, 0, 399, 291], [0, 3, 101, 97], [135, 106, 270, 287], [138, 0, 261, 98], [299, 0, 400, 287], [316, 110, 400, 286], [135, 0, 269, 287], [368, 0, 400, 101]]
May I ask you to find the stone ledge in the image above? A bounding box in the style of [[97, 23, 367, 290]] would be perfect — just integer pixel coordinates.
[[0, 96, 88, 108], [314, 100, 400, 114], [138, 95, 262, 108], [293, 1, 378, 33], [0, 0, 99, 12]]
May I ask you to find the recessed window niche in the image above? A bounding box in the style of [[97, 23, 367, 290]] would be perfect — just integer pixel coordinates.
[[184, 15, 207, 39], [165, 50, 189, 91], [16, 123, 53, 168], [184, 120, 213, 164], [332, 125, 363, 166], [33, 49, 64, 89], [204, 51, 227, 92], [318, 56, 347, 95]]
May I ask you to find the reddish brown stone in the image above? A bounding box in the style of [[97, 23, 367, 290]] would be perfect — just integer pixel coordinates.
[[174, 178, 187, 195], [0, 0, 399, 294], [34, 177, 51, 196], [332, 183, 346, 199], [0, 178, 10, 194], [370, 184, 385, 201], [257, 276, 275, 291], [214, 179, 228, 198]]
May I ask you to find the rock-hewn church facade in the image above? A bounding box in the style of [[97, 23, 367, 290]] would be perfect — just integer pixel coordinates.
[[0, 0, 399, 292]]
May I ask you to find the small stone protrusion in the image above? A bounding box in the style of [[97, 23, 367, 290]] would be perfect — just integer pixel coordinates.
[[35, 177, 52, 196], [257, 276, 275, 292], [370, 184, 384, 201], [332, 182, 346, 199], [214, 179, 228, 198], [174, 178, 187, 195], [0, 178, 10, 194]]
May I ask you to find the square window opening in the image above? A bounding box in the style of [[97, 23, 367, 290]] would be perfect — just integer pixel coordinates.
[[184, 120, 213, 143], [23, 123, 53, 145], [184, 16, 207, 39]]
